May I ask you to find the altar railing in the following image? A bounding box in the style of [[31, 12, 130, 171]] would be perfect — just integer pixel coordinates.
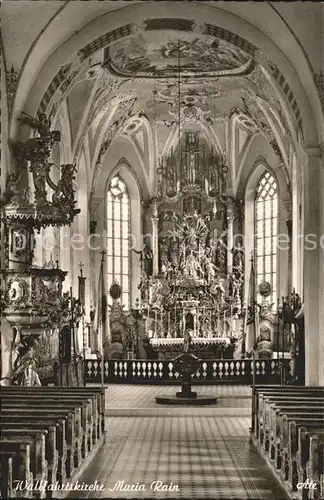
[[84, 358, 291, 385]]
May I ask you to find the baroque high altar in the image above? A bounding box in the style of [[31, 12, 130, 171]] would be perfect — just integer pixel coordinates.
[[137, 131, 245, 358]]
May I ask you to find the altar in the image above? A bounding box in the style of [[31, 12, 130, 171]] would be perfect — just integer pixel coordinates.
[[135, 131, 245, 360]]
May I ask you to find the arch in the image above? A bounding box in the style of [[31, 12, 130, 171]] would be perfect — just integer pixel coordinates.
[[9, 2, 322, 148], [90, 134, 150, 208]]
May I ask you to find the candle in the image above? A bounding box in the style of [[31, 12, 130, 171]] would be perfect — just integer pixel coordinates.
[[154, 310, 157, 338]]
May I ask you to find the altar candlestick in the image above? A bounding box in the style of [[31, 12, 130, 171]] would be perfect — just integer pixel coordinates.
[[223, 310, 226, 337], [154, 310, 157, 338]]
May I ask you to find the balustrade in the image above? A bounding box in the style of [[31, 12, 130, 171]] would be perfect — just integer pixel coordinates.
[[84, 358, 290, 384]]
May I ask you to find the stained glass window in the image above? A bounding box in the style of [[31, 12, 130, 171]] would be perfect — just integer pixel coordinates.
[[255, 171, 278, 302], [107, 176, 130, 309]]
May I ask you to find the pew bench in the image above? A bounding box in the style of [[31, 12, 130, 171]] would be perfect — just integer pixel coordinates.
[[250, 386, 324, 500], [0, 451, 15, 499], [0, 387, 106, 499], [1, 429, 47, 498], [0, 440, 33, 498]]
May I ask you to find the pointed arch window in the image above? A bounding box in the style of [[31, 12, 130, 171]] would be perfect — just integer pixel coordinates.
[[255, 171, 278, 301], [107, 176, 130, 309]]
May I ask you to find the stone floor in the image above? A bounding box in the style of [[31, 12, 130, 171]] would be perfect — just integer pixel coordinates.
[[67, 385, 288, 499]]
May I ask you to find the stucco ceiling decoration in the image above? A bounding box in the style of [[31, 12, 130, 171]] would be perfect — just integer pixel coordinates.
[[103, 30, 254, 79]]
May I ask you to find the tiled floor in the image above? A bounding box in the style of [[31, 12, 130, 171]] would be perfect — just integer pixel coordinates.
[[68, 385, 288, 499]]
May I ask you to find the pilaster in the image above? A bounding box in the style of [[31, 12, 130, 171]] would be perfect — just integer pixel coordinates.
[[303, 150, 322, 385]]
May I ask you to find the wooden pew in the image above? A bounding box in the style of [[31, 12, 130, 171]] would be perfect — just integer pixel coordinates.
[[1, 429, 47, 498], [0, 451, 15, 499], [1, 408, 74, 482], [297, 426, 324, 499], [1, 387, 105, 442], [251, 386, 324, 436], [1, 421, 58, 485], [251, 386, 324, 500], [0, 387, 106, 498], [257, 393, 324, 444], [2, 396, 86, 464], [0, 414, 67, 485], [0, 440, 33, 498]]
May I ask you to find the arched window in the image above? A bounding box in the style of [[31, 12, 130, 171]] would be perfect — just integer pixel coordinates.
[[255, 171, 278, 301], [107, 176, 130, 309]]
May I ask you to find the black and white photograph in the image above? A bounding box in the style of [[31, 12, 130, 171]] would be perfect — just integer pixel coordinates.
[[0, 1, 323, 499]]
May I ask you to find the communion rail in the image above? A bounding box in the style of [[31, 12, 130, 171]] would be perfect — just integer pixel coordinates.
[[84, 358, 292, 385]]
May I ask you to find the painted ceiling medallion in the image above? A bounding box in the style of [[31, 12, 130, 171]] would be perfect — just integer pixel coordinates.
[[104, 32, 254, 79]]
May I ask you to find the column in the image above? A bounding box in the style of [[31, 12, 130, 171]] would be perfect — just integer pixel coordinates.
[[151, 201, 159, 275], [303, 150, 322, 385], [227, 203, 234, 275], [319, 149, 324, 385]]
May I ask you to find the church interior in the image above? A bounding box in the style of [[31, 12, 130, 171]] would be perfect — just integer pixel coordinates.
[[1, 1, 323, 499]]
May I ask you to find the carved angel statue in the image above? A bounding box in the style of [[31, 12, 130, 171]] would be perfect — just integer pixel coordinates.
[[18, 112, 52, 137], [205, 257, 219, 284]]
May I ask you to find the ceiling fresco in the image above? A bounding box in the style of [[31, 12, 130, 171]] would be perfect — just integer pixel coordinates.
[[104, 31, 254, 79]]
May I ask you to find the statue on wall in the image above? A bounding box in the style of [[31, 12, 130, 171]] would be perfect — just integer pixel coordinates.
[[159, 237, 169, 273], [216, 237, 227, 272], [232, 240, 244, 276], [166, 151, 177, 196], [133, 241, 153, 276], [169, 238, 179, 268]]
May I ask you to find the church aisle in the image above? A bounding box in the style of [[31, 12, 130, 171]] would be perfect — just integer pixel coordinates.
[[68, 386, 288, 499]]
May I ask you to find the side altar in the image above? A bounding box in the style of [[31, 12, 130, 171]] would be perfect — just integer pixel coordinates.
[[136, 131, 245, 360]]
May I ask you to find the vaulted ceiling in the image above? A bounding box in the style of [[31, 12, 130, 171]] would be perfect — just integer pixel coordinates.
[[3, 3, 323, 200]]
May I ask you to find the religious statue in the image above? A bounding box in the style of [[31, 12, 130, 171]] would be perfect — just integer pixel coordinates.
[[216, 237, 227, 271], [169, 238, 179, 268], [229, 273, 243, 299], [232, 241, 244, 276], [166, 153, 177, 195], [183, 251, 202, 280], [205, 257, 218, 284], [150, 280, 164, 307], [187, 152, 196, 184], [18, 112, 52, 137], [133, 242, 153, 276], [212, 276, 225, 303], [159, 238, 169, 272], [138, 270, 150, 302], [32, 162, 48, 202], [11, 336, 41, 386]]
